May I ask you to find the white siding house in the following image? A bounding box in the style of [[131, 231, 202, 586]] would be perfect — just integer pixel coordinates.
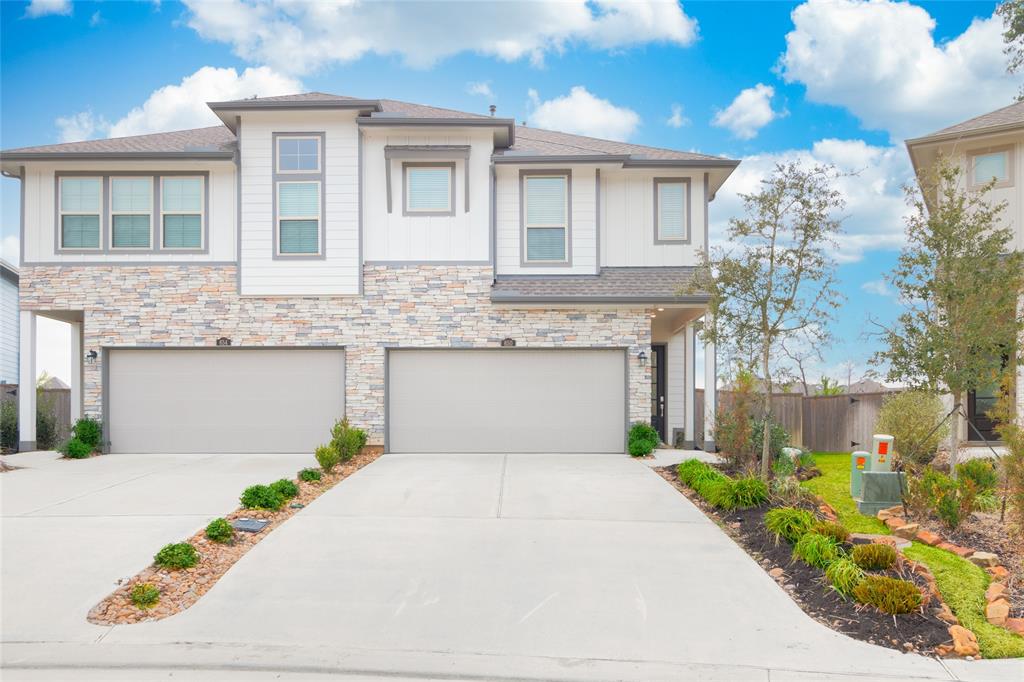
[[0, 260, 17, 384]]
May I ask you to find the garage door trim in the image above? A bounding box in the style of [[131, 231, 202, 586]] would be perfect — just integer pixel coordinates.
[[101, 345, 346, 454], [383, 346, 629, 454]]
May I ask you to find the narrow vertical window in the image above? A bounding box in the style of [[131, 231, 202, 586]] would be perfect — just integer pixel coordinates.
[[161, 177, 204, 249], [523, 174, 568, 263], [655, 179, 687, 242], [110, 177, 153, 249], [59, 177, 102, 249], [277, 181, 321, 254]]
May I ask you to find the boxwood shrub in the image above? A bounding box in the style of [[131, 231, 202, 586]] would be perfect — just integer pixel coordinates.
[[153, 542, 199, 569], [628, 422, 660, 457], [269, 478, 299, 499], [205, 518, 234, 544], [130, 583, 160, 609], [299, 468, 322, 482], [240, 484, 284, 511], [59, 437, 92, 459]]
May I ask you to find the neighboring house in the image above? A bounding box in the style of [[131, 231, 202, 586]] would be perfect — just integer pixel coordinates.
[[906, 101, 1024, 443], [0, 92, 738, 454], [1, 259, 17, 384], [39, 376, 70, 390]]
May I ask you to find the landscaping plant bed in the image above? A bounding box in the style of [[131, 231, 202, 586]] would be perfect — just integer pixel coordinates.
[[88, 446, 382, 625], [656, 466, 953, 656]]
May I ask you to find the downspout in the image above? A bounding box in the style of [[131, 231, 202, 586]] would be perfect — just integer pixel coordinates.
[[490, 161, 497, 285]]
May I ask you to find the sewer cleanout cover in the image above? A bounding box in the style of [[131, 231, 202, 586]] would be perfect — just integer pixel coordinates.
[[231, 518, 270, 533]]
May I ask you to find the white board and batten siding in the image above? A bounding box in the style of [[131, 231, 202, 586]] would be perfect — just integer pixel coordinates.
[[238, 111, 360, 296], [19, 160, 237, 264], [1, 274, 17, 383], [361, 129, 492, 262]]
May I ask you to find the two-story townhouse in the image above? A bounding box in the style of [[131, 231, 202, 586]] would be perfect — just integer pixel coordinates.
[[0, 92, 738, 455], [906, 100, 1024, 444], [0, 258, 17, 385]]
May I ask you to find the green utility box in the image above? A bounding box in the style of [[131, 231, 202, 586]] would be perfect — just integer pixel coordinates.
[[850, 450, 871, 498], [856, 471, 906, 516]]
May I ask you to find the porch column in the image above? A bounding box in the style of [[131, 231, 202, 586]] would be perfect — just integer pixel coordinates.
[[18, 310, 36, 451], [683, 321, 696, 449], [703, 316, 717, 452], [70, 321, 82, 422]]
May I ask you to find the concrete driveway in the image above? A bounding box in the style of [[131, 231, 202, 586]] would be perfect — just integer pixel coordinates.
[[2, 452, 1021, 681]]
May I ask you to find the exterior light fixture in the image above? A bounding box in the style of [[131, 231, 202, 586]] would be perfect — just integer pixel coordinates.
[[657, 307, 665, 312], [638, 350, 647, 367], [85, 350, 98, 364]]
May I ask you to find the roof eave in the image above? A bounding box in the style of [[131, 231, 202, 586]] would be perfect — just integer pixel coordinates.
[[491, 154, 740, 168], [208, 99, 384, 132], [0, 151, 235, 162], [905, 120, 1024, 148], [357, 116, 516, 148], [490, 294, 711, 304]]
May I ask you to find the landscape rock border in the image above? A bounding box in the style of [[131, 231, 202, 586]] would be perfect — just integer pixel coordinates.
[[87, 447, 382, 625]]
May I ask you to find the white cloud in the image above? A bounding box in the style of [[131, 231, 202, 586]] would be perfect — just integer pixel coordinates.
[[711, 83, 781, 140], [182, 0, 697, 74], [56, 66, 302, 141], [89, 10, 103, 27], [527, 86, 640, 141], [25, 0, 71, 18], [861, 279, 893, 297], [666, 103, 690, 128], [779, 0, 1019, 140], [712, 138, 912, 263], [467, 81, 495, 99]]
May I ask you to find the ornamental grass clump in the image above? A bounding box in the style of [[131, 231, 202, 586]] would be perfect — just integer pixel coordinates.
[[677, 459, 728, 498], [812, 521, 850, 544], [269, 478, 299, 499], [825, 557, 865, 598], [792, 532, 843, 569], [707, 476, 769, 510], [764, 507, 817, 544], [130, 583, 160, 609], [153, 542, 198, 570], [851, 543, 897, 571], [240, 484, 284, 511], [204, 518, 234, 544], [852, 575, 922, 614]]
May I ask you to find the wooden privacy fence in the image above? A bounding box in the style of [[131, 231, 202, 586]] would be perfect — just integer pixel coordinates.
[[0, 384, 72, 450], [695, 389, 894, 453]]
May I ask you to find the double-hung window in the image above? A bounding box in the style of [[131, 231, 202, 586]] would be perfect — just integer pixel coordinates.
[[59, 177, 102, 249], [161, 177, 204, 249], [110, 177, 153, 249], [277, 181, 321, 255], [404, 164, 453, 215], [523, 173, 569, 263], [654, 178, 687, 242], [970, 148, 1013, 188]]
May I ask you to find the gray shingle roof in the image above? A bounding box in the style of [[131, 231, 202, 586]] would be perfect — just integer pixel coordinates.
[[505, 126, 724, 161], [916, 101, 1024, 141], [1, 126, 236, 156], [491, 267, 706, 302]]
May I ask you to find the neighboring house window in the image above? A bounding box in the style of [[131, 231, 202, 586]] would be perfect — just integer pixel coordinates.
[[277, 181, 321, 254], [161, 177, 204, 249], [110, 177, 153, 249], [654, 178, 688, 242], [403, 163, 454, 215], [59, 177, 101, 249], [970, 148, 1013, 188], [277, 136, 320, 173], [523, 173, 569, 263]]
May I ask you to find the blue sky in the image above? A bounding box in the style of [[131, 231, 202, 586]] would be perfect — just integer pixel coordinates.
[[1, 0, 1018, 385]]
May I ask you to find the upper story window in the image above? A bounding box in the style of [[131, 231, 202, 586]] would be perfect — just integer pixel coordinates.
[[277, 136, 320, 173], [110, 177, 153, 249], [654, 178, 689, 243], [59, 177, 102, 250], [161, 177, 204, 249], [970, 147, 1013, 188], [404, 163, 454, 216], [277, 181, 321, 255], [522, 172, 570, 264]]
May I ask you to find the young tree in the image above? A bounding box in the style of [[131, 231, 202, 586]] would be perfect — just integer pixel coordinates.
[[873, 160, 1024, 473], [998, 0, 1024, 100], [690, 163, 844, 478], [779, 327, 831, 396], [818, 376, 844, 396]]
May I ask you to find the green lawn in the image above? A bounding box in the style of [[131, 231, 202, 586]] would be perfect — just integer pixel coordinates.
[[804, 452, 1024, 659]]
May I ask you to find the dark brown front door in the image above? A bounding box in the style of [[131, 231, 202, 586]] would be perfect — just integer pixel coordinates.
[[967, 380, 1000, 442], [650, 344, 666, 442]]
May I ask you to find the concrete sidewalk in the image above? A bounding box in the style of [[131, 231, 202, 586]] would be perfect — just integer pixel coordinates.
[[2, 452, 1021, 681]]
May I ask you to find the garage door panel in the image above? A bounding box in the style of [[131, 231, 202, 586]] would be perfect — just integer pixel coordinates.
[[109, 349, 344, 454], [388, 350, 625, 453]]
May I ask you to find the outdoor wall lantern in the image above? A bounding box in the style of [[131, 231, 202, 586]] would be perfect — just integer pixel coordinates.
[[637, 350, 647, 367], [85, 350, 98, 364]]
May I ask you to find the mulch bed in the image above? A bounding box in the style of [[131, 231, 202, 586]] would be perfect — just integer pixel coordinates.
[[88, 447, 382, 625], [656, 466, 953, 656]]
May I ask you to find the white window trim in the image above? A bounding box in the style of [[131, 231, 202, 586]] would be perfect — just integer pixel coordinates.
[[58, 176, 103, 251], [403, 163, 455, 216], [275, 179, 322, 256], [523, 173, 570, 264], [109, 176, 154, 250], [276, 135, 322, 175], [654, 177, 690, 244], [159, 175, 206, 250], [968, 145, 1015, 190]]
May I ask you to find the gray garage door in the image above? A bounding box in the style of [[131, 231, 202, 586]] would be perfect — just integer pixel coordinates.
[[387, 349, 626, 453], [108, 349, 345, 454]]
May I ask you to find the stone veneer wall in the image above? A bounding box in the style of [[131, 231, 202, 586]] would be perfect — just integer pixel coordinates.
[[19, 264, 652, 446]]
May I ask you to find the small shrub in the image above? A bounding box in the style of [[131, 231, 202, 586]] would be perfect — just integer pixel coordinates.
[[299, 468, 322, 482], [330, 418, 367, 463], [270, 478, 299, 499], [851, 543, 897, 570], [628, 422, 660, 457], [240, 484, 284, 511], [71, 417, 102, 450], [796, 451, 817, 470], [677, 459, 727, 498], [792, 532, 843, 568], [35, 398, 58, 450], [764, 507, 817, 543], [875, 390, 948, 466], [770, 476, 818, 506], [59, 437, 92, 459], [205, 518, 234, 544], [0, 400, 17, 451], [154, 542, 199, 569], [315, 443, 340, 473], [130, 583, 160, 609], [715, 369, 758, 470], [772, 453, 796, 478], [956, 459, 998, 492], [908, 467, 978, 529], [825, 558, 865, 598], [750, 418, 789, 462], [852, 575, 922, 614], [813, 521, 850, 544], [725, 476, 769, 509]]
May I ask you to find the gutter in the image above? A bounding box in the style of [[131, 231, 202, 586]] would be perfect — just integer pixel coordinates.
[[0, 151, 235, 161], [491, 154, 740, 168], [490, 294, 712, 304]]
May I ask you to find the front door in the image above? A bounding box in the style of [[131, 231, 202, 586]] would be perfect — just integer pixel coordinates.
[[650, 344, 666, 443], [967, 381, 1001, 442]]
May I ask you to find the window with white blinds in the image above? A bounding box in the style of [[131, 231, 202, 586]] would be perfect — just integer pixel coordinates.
[[971, 150, 1011, 187], [161, 177, 204, 249], [655, 179, 687, 241], [111, 177, 153, 249], [59, 177, 101, 249], [523, 174, 568, 263], [405, 165, 453, 214], [277, 181, 321, 254]]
